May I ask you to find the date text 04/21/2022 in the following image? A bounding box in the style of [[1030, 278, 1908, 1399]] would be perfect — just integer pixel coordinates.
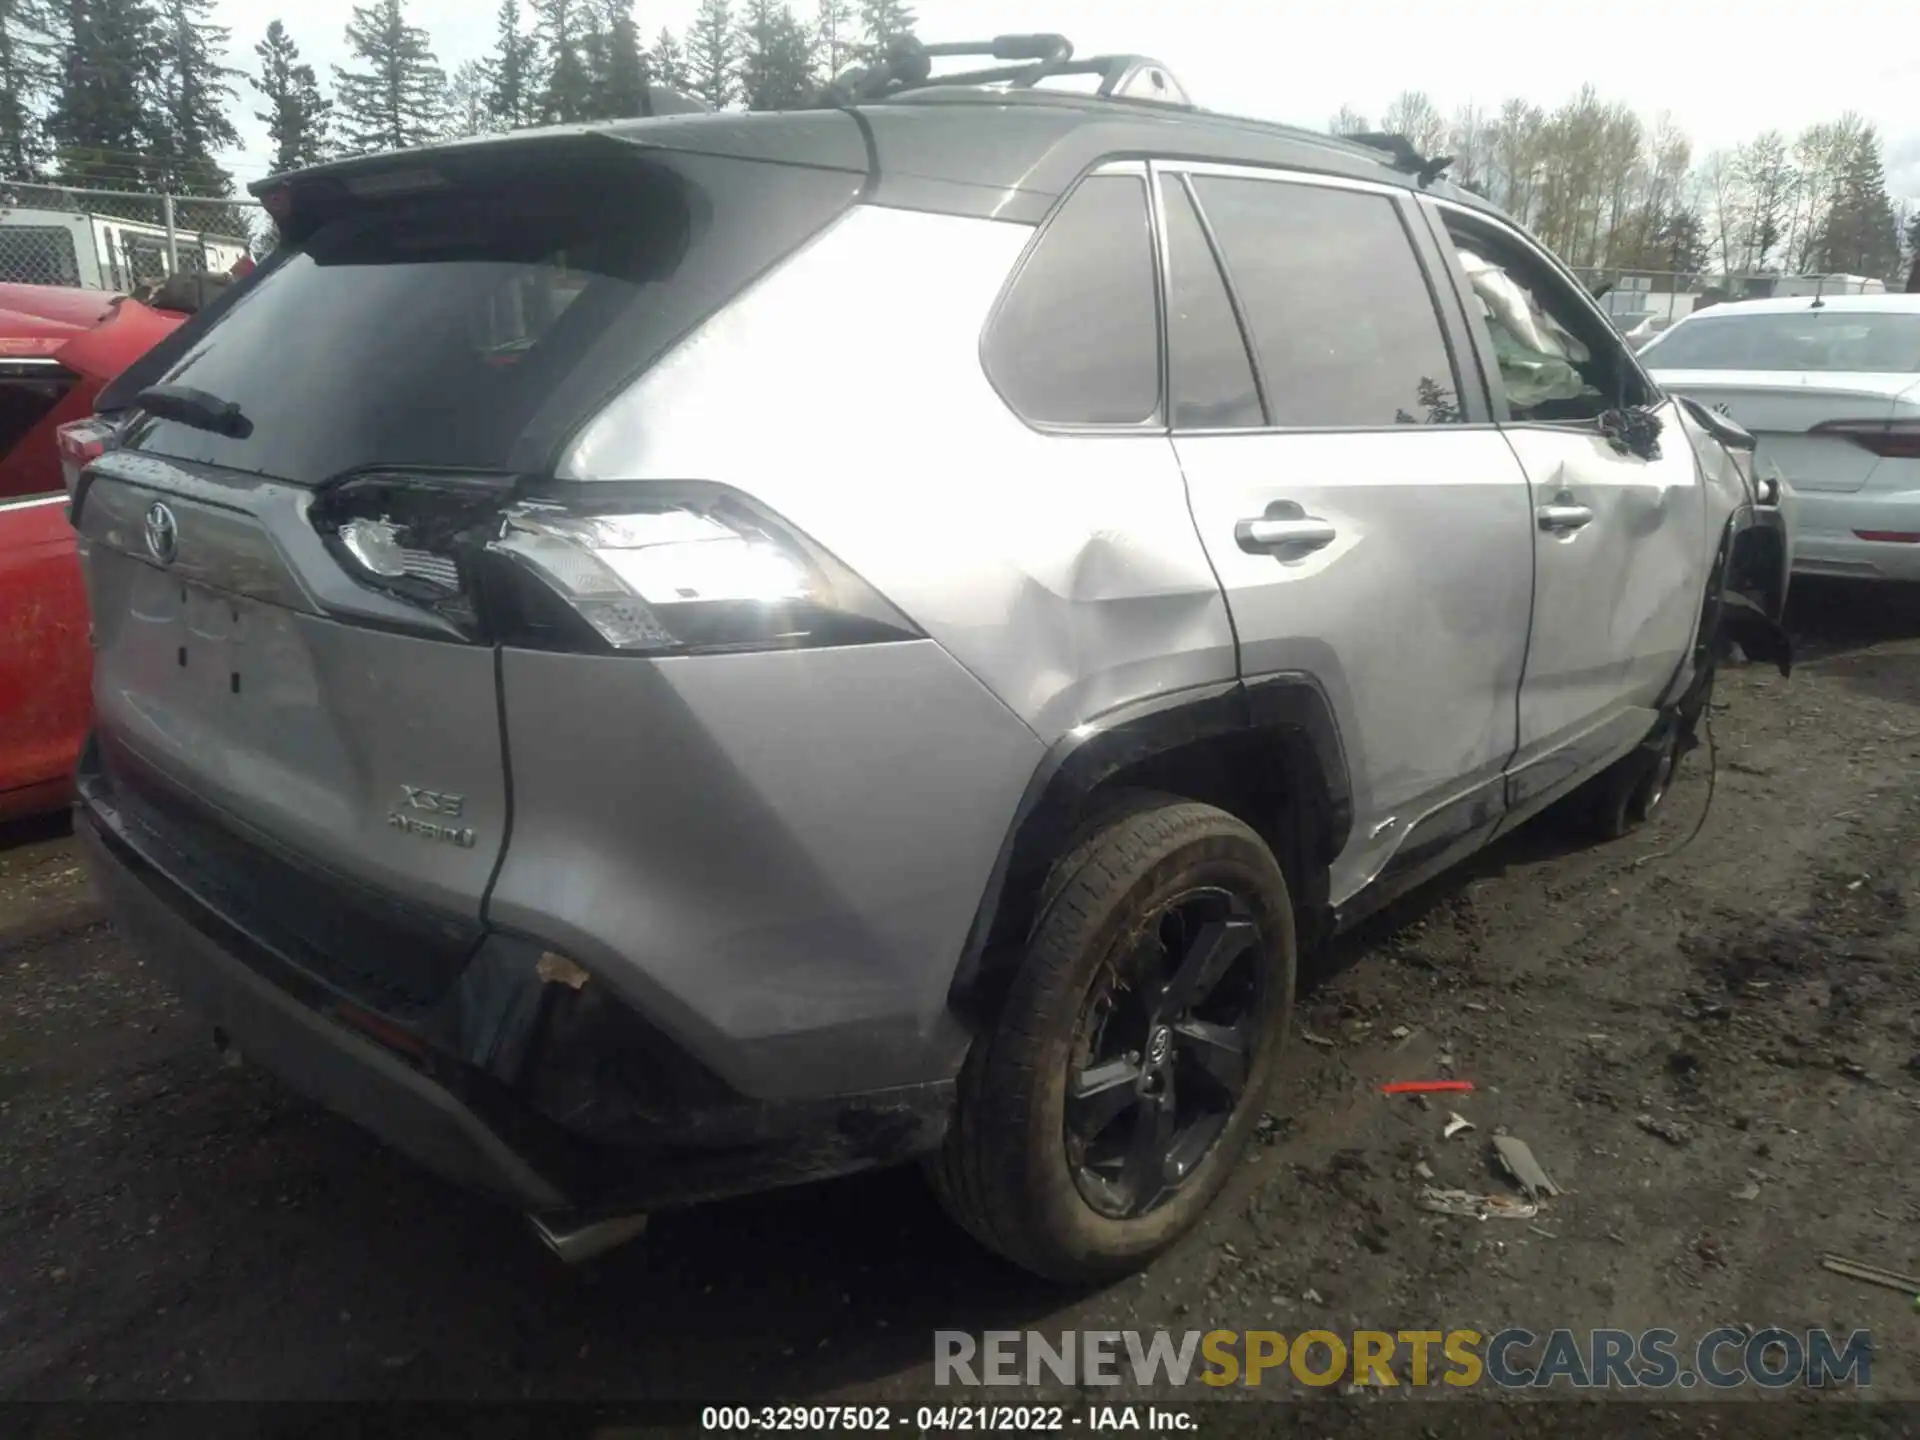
[[699, 1405, 1195, 1431]]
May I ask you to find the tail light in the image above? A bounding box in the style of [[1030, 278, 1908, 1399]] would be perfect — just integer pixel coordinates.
[[56, 416, 122, 498], [308, 472, 515, 639], [310, 476, 923, 655], [487, 484, 923, 655], [1810, 418, 1920, 460]]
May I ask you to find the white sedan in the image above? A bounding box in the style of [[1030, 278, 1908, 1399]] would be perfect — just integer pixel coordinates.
[[1641, 294, 1920, 581]]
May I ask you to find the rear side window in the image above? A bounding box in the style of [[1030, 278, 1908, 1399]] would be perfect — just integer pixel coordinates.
[[1160, 175, 1262, 430], [127, 150, 861, 485], [985, 173, 1161, 427], [1191, 177, 1461, 428], [1643, 311, 1920, 373]]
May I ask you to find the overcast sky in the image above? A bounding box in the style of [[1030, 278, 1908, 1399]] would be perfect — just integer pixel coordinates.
[[213, 0, 1920, 201]]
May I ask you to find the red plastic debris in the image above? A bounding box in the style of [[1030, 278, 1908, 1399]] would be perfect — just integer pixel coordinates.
[[1379, 1080, 1475, 1095]]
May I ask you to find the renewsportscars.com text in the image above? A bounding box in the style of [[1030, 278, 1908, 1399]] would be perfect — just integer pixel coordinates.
[[935, 1327, 1873, 1390]]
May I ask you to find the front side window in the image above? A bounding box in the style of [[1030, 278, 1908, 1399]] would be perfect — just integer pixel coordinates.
[[1445, 218, 1647, 422], [984, 173, 1162, 427], [1190, 177, 1462, 428]]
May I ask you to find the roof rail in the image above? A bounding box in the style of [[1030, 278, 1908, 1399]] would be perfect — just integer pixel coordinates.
[[811, 34, 1194, 110], [1347, 131, 1455, 187]]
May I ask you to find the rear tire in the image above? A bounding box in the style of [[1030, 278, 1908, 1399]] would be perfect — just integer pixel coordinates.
[[929, 796, 1295, 1283]]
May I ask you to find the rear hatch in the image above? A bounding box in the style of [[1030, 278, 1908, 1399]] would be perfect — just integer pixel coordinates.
[[1643, 307, 1920, 494], [75, 129, 865, 1002]]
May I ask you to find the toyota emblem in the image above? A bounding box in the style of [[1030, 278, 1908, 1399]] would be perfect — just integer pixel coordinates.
[[144, 501, 179, 566]]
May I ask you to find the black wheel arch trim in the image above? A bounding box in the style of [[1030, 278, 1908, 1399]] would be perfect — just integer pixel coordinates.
[[948, 672, 1352, 1019]]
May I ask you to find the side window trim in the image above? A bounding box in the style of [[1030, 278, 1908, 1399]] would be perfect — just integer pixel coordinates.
[[1428, 198, 1658, 426], [1146, 161, 1272, 428], [1414, 197, 1509, 423], [1160, 162, 1475, 434], [978, 159, 1170, 436], [1396, 195, 1494, 425]]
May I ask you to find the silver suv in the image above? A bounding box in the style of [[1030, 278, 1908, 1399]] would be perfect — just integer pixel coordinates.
[[72, 37, 1790, 1282]]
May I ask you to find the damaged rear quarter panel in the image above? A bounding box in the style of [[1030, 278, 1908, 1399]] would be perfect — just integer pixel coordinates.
[[558, 203, 1240, 744]]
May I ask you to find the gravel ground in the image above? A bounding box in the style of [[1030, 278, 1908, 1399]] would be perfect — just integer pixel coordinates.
[[2, 580, 1919, 1433]]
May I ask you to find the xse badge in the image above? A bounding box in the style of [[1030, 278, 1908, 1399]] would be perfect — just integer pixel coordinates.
[[387, 784, 477, 849]]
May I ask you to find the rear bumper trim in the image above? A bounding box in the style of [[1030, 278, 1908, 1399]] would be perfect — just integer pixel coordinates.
[[77, 805, 572, 1211], [76, 756, 958, 1215]]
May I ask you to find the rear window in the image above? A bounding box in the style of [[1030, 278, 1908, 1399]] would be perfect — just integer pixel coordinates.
[[127, 149, 860, 485], [1644, 311, 1920, 373]]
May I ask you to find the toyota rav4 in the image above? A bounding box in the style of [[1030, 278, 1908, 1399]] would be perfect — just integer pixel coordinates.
[[71, 36, 1790, 1282]]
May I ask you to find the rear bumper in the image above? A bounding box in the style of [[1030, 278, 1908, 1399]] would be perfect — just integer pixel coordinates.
[[77, 806, 570, 1211], [0, 776, 76, 824], [76, 750, 955, 1217], [1791, 487, 1920, 582]]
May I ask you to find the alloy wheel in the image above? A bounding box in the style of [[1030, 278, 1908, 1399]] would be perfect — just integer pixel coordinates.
[[1063, 887, 1263, 1220]]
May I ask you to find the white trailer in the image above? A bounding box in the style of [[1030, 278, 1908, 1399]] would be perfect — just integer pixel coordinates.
[[1770, 273, 1888, 298], [0, 205, 250, 291]]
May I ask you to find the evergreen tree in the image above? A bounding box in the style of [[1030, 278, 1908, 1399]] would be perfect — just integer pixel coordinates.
[[1, 0, 61, 176], [593, 0, 647, 118], [440, 57, 490, 136], [737, 0, 810, 112], [577, 3, 607, 115], [482, 0, 536, 129], [855, 0, 913, 59], [1905, 210, 1920, 293], [685, 0, 735, 109], [48, 0, 166, 190], [251, 19, 331, 173], [532, 0, 592, 122], [1658, 207, 1707, 276], [648, 26, 686, 88], [151, 0, 238, 199], [332, 0, 446, 154], [1815, 127, 1902, 280], [810, 0, 853, 84]]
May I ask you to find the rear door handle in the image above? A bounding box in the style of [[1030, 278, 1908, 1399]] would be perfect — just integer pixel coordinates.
[[1537, 503, 1594, 534], [1235, 515, 1338, 556]]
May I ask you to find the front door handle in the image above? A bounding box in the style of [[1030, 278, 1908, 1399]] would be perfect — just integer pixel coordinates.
[[1537, 502, 1594, 534], [1235, 515, 1338, 556]]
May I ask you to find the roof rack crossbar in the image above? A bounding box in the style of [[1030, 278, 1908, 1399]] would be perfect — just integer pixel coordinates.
[[809, 34, 1193, 110], [921, 35, 1074, 66], [1011, 56, 1192, 106]]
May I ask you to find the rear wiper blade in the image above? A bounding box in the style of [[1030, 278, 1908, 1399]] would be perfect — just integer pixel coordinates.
[[135, 383, 253, 439]]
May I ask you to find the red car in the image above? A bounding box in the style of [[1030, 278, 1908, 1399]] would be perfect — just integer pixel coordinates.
[[0, 281, 195, 821]]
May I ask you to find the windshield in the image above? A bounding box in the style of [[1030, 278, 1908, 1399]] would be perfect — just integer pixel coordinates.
[[127, 149, 858, 485], [1642, 310, 1920, 374]]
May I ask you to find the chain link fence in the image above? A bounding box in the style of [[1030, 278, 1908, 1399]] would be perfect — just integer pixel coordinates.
[[0, 179, 265, 292]]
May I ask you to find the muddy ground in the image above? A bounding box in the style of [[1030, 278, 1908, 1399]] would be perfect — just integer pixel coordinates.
[[3, 580, 1919, 1433]]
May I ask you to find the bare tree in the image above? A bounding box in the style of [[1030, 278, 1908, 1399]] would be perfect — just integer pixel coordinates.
[[1380, 89, 1445, 156], [1487, 99, 1545, 225], [1734, 130, 1793, 270], [1327, 104, 1369, 137], [1700, 148, 1745, 276], [1447, 103, 1489, 192]]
